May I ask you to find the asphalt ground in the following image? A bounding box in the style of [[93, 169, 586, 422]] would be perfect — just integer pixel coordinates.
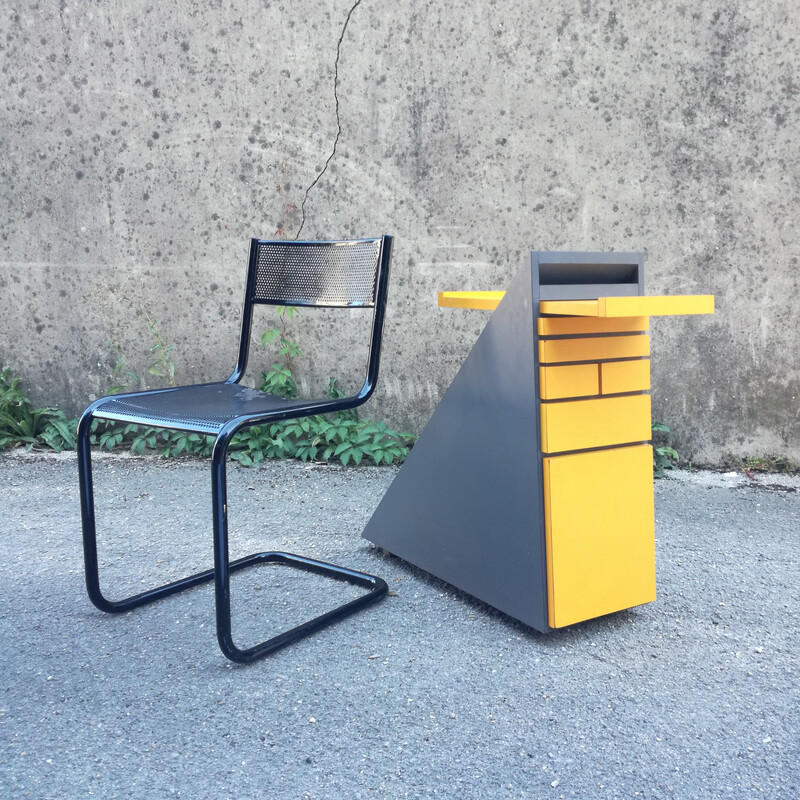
[[1, 452, 798, 800]]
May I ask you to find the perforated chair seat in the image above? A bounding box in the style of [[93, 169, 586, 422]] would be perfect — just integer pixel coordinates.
[[77, 236, 393, 663], [93, 383, 335, 434]]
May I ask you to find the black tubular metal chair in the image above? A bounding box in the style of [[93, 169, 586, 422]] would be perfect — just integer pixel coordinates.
[[77, 236, 393, 663]]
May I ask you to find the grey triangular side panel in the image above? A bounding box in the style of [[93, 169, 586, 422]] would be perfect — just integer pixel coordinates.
[[363, 263, 548, 631]]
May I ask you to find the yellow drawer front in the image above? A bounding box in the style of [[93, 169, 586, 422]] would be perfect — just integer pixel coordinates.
[[538, 316, 649, 337], [543, 445, 656, 628], [540, 394, 651, 453], [540, 364, 599, 400], [600, 359, 651, 394], [538, 334, 650, 364]]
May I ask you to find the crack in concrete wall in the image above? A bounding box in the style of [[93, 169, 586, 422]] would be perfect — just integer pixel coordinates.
[[294, 0, 364, 240]]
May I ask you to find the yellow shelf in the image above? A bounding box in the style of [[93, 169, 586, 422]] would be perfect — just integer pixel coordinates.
[[540, 295, 715, 318], [440, 291, 714, 317], [437, 291, 506, 310]]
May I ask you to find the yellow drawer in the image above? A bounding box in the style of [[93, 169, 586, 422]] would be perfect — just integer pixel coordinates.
[[538, 334, 650, 364], [543, 444, 656, 628], [540, 394, 651, 453], [538, 316, 649, 337], [600, 359, 651, 394], [539, 364, 599, 400]]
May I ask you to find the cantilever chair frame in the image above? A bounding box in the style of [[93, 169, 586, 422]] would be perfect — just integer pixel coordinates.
[[77, 236, 393, 663]]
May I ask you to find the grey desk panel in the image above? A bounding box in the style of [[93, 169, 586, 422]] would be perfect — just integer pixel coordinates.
[[363, 263, 549, 631]]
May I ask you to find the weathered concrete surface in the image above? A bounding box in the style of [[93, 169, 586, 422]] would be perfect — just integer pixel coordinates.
[[1, 454, 799, 798], [2, 1, 799, 465]]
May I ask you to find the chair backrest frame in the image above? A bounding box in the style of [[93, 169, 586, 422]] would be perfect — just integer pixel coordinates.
[[228, 236, 393, 407]]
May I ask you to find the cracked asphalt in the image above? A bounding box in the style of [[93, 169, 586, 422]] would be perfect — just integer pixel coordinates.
[[1, 453, 798, 799]]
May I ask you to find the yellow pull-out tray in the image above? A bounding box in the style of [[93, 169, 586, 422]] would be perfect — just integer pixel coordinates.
[[437, 291, 506, 310], [439, 291, 714, 317], [540, 295, 714, 317]]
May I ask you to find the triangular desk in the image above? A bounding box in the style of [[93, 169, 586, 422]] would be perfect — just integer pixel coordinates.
[[364, 252, 714, 632]]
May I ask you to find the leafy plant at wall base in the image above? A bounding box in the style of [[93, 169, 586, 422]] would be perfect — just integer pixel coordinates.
[[251, 306, 416, 466], [129, 426, 159, 455], [0, 367, 77, 452], [108, 339, 141, 395], [147, 319, 177, 387], [741, 455, 798, 474], [94, 422, 126, 451], [1, 296, 416, 466], [260, 305, 301, 399], [161, 430, 213, 459], [327, 378, 359, 422], [260, 365, 297, 399], [652, 421, 679, 477]]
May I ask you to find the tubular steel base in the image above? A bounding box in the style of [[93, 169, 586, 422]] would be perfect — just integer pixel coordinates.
[[79, 435, 388, 663], [82, 544, 387, 664]]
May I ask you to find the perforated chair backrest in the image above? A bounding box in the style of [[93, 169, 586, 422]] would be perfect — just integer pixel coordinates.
[[252, 239, 383, 308], [230, 236, 392, 389]]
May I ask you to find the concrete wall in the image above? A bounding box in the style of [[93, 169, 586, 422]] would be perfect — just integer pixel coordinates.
[[2, 0, 798, 466]]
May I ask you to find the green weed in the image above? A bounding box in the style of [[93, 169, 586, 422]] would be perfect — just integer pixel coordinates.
[[0, 367, 77, 452], [21, 304, 415, 467], [652, 420, 679, 477]]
